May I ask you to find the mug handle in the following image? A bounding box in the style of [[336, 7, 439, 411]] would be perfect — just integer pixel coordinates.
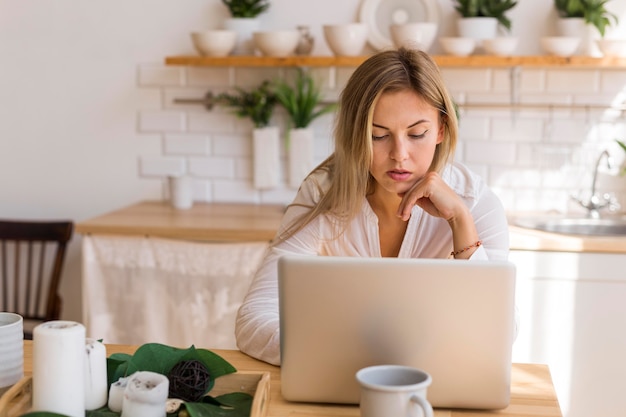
[[410, 395, 434, 417]]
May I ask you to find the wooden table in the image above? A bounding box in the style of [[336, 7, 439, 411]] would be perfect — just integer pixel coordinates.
[[20, 341, 562, 417], [75, 201, 286, 242]]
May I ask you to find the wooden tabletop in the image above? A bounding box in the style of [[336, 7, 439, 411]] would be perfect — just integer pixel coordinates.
[[75, 201, 285, 242], [21, 342, 562, 417]]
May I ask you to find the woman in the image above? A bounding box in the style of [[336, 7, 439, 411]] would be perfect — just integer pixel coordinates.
[[235, 48, 509, 365]]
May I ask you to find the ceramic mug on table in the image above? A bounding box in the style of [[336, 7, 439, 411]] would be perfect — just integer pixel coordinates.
[[0, 312, 24, 396], [356, 365, 433, 417], [168, 175, 193, 210]]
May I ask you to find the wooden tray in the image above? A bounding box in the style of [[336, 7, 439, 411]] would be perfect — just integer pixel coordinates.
[[0, 371, 270, 417]]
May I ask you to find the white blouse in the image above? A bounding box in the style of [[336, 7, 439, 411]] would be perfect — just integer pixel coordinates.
[[235, 162, 510, 365]]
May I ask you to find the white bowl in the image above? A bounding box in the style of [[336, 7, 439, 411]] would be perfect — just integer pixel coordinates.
[[253, 30, 300, 57], [483, 37, 519, 56], [541, 36, 581, 57], [390, 22, 438, 52], [596, 39, 626, 58], [439, 37, 476, 57], [323, 23, 368, 56], [190, 30, 237, 57]]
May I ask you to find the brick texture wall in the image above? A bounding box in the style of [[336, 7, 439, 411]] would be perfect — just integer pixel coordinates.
[[137, 63, 626, 214]]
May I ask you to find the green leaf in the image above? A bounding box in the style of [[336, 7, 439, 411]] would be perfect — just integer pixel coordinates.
[[184, 393, 254, 417], [86, 406, 120, 417], [107, 344, 237, 395], [21, 413, 69, 417]]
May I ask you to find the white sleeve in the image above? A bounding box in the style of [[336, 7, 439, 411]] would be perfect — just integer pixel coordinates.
[[468, 186, 510, 262], [235, 175, 324, 365]]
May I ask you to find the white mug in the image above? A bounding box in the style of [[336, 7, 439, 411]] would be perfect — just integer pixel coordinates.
[[168, 175, 193, 210], [0, 312, 24, 395], [356, 365, 433, 417]]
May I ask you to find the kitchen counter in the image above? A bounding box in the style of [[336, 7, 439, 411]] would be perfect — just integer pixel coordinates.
[[77, 201, 626, 252], [76, 201, 285, 242]]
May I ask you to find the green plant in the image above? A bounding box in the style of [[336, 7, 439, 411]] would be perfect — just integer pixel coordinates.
[[221, 0, 270, 18], [452, 0, 518, 31], [617, 139, 626, 175], [554, 0, 618, 37], [274, 69, 336, 129], [216, 81, 277, 128]]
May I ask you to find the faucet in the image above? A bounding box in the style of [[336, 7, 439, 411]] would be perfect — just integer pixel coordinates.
[[574, 150, 614, 218]]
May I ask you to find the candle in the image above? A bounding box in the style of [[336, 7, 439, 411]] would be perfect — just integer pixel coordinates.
[[108, 376, 130, 412], [32, 321, 85, 417], [84, 338, 108, 410], [121, 371, 169, 417]]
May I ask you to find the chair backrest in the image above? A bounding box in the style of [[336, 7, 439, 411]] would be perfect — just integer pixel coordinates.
[[0, 220, 74, 337]]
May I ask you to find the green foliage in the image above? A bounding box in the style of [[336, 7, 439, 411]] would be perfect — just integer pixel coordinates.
[[216, 81, 278, 128], [617, 139, 626, 175], [452, 0, 518, 31], [274, 69, 336, 129], [554, 0, 618, 37], [222, 0, 270, 18]]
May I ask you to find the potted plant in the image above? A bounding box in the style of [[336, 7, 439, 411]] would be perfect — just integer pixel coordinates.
[[216, 81, 280, 189], [452, 0, 518, 40], [274, 69, 336, 188], [554, 0, 618, 37], [617, 139, 626, 175], [221, 0, 271, 55]]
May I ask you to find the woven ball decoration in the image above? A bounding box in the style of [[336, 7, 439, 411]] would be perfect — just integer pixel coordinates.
[[167, 359, 212, 402]]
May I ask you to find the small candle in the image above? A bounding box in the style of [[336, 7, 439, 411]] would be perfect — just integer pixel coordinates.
[[84, 338, 108, 410], [32, 321, 85, 417], [108, 376, 130, 412], [121, 371, 169, 417]]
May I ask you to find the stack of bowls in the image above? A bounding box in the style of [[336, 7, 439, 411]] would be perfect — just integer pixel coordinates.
[[0, 312, 24, 395]]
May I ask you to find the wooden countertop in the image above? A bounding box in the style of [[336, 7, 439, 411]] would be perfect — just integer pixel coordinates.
[[76, 201, 626, 252], [18, 341, 563, 417], [76, 201, 285, 242]]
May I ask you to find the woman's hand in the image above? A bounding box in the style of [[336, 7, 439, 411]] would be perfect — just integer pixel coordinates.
[[396, 171, 480, 259], [396, 171, 465, 222]]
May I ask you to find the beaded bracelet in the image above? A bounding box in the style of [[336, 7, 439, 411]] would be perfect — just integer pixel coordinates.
[[450, 240, 482, 257]]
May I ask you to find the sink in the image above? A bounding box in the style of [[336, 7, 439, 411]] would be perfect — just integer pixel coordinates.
[[512, 216, 626, 236]]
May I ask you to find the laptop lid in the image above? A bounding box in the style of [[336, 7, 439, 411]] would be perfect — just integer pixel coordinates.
[[278, 255, 516, 409]]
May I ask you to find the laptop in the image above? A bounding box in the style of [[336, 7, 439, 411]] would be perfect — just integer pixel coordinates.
[[278, 255, 516, 409]]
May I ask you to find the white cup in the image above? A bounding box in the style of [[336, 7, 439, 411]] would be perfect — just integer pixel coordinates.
[[168, 175, 193, 210], [0, 312, 24, 395], [356, 365, 433, 417]]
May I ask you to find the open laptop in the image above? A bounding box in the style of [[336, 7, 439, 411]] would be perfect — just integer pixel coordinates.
[[278, 255, 516, 409]]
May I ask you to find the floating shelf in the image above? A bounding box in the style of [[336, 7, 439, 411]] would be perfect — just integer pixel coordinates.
[[165, 55, 626, 68]]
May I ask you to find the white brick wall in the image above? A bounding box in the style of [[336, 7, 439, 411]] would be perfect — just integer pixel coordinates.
[[137, 63, 626, 214]]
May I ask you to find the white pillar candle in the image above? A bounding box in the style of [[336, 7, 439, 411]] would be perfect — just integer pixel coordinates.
[[84, 338, 108, 410], [32, 321, 86, 417], [108, 376, 130, 412], [121, 371, 169, 417]]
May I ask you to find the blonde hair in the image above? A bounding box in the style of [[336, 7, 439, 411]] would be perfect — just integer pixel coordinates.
[[275, 48, 459, 244]]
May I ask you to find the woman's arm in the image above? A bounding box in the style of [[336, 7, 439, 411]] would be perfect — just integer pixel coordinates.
[[235, 175, 326, 364]]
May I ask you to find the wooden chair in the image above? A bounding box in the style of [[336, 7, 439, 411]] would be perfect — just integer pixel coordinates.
[[0, 220, 74, 339]]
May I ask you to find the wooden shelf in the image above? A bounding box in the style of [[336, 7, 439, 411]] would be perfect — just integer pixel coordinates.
[[165, 54, 626, 68]]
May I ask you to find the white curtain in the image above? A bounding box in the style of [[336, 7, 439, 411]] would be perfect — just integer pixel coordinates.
[[81, 235, 268, 349]]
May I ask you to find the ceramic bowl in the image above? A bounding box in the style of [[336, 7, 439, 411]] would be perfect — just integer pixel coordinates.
[[253, 30, 300, 57], [439, 37, 476, 57], [483, 37, 519, 56], [190, 30, 238, 57], [541, 36, 581, 57], [323, 23, 368, 56], [596, 39, 626, 58], [390, 22, 438, 52]]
